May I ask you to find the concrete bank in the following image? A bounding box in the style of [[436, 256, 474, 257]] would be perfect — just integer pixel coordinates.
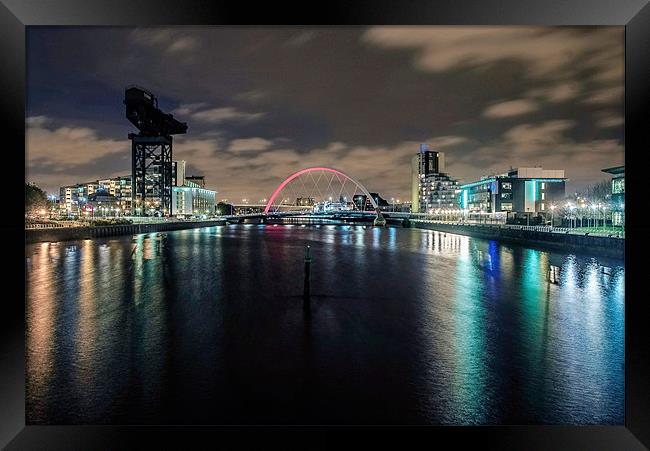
[[25, 219, 227, 244], [411, 221, 624, 259]]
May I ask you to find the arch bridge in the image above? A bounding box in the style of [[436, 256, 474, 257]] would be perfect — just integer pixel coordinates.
[[258, 167, 386, 226]]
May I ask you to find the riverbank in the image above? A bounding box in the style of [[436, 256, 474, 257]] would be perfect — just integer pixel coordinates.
[[410, 220, 624, 259], [25, 219, 227, 244]]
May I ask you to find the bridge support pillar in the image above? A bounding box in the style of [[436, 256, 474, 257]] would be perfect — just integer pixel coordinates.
[[374, 210, 387, 227]]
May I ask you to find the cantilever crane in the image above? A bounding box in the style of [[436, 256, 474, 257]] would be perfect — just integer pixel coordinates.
[[125, 86, 188, 216], [125, 86, 187, 136]]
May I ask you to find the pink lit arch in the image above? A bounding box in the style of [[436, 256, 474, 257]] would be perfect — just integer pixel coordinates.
[[263, 167, 379, 215]]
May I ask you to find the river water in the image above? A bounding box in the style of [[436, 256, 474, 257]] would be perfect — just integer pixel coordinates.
[[25, 223, 624, 424]]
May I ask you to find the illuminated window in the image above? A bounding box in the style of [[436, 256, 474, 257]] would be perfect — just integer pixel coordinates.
[[612, 178, 625, 194]]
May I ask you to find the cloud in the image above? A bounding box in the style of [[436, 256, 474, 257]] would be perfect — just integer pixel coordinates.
[[448, 120, 622, 190], [131, 28, 198, 53], [421, 136, 466, 148], [27, 27, 624, 199], [596, 114, 624, 128], [131, 29, 174, 45], [168, 36, 198, 53], [193, 107, 264, 123], [362, 26, 623, 80], [26, 116, 130, 193], [227, 138, 274, 152], [582, 86, 624, 105], [26, 116, 128, 170], [234, 90, 267, 103], [26, 115, 50, 127], [286, 31, 317, 47], [172, 103, 209, 116], [503, 120, 577, 150], [174, 104, 265, 124], [483, 99, 539, 118], [173, 135, 470, 201], [527, 81, 581, 103], [174, 136, 221, 173]]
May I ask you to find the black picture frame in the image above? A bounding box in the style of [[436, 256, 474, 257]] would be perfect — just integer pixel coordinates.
[[3, 0, 649, 448]]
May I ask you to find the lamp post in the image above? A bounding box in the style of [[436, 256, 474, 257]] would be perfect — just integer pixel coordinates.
[[590, 204, 596, 228], [550, 204, 556, 227], [596, 203, 601, 228]]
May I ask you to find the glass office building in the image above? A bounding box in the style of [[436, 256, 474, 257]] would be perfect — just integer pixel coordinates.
[[459, 167, 566, 222]]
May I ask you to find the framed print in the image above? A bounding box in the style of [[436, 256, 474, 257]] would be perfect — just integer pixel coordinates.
[[2, 0, 650, 448]]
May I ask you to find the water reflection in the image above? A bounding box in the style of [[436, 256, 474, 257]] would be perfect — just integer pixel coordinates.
[[26, 224, 624, 425], [451, 236, 488, 424]]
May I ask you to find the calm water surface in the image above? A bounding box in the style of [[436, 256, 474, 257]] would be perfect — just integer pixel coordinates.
[[25, 223, 624, 424]]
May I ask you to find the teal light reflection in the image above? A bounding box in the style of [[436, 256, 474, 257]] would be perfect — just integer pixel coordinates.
[[450, 236, 488, 424], [519, 248, 550, 411]]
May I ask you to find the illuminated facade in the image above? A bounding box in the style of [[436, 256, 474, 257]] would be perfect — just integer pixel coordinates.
[[59, 181, 100, 215], [171, 179, 217, 216], [172, 160, 186, 187], [60, 176, 135, 216], [313, 201, 352, 213], [411, 144, 460, 213], [86, 189, 121, 217], [602, 165, 625, 226], [184, 175, 205, 188], [459, 167, 566, 217], [296, 197, 315, 207]]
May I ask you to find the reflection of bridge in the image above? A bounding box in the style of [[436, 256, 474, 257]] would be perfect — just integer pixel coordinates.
[[224, 209, 382, 223], [231, 167, 388, 226]]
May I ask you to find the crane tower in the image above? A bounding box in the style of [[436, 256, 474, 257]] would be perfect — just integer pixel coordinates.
[[125, 86, 188, 216]]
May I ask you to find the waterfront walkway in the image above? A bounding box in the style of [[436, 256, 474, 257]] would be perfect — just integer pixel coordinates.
[[409, 219, 625, 238], [410, 220, 624, 258]]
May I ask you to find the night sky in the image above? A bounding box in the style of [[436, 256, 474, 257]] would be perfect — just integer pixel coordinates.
[[26, 26, 624, 201]]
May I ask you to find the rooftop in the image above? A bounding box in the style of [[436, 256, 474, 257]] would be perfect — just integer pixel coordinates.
[[602, 165, 625, 175]]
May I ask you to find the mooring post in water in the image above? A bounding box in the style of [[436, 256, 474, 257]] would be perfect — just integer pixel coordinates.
[[303, 244, 311, 306]]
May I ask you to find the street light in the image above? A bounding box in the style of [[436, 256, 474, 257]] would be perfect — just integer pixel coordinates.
[[597, 203, 602, 228], [550, 204, 556, 227], [590, 204, 597, 228]]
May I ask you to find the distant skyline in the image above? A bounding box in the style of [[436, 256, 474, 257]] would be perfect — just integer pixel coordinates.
[[26, 26, 624, 200]]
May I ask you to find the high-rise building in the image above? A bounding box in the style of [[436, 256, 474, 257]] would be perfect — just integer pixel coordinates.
[[173, 160, 186, 187], [411, 144, 460, 213]]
